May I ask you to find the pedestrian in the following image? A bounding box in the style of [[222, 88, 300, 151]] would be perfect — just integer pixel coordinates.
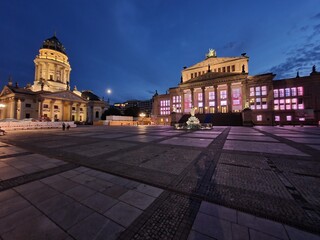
[[66, 124, 70, 130], [62, 122, 66, 131]]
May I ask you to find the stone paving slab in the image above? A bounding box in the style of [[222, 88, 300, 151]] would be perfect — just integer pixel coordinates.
[[160, 136, 213, 147], [223, 140, 309, 156], [188, 201, 320, 240], [1, 125, 320, 239]]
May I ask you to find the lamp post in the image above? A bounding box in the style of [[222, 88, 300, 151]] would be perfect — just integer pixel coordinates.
[[139, 112, 146, 125]]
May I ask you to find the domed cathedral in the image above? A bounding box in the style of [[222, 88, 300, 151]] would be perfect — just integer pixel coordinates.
[[0, 35, 107, 123], [32, 35, 72, 92]]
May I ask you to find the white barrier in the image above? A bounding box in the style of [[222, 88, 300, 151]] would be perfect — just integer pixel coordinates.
[[0, 121, 77, 131]]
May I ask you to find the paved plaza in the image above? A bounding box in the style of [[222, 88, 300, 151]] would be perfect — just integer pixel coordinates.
[[0, 125, 320, 240]]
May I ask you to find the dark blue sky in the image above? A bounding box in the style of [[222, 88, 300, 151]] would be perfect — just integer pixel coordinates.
[[0, 0, 319, 103]]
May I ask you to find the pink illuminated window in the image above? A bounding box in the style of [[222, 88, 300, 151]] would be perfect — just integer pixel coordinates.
[[208, 92, 215, 100], [279, 89, 284, 97], [273, 89, 279, 98], [297, 87, 303, 96]]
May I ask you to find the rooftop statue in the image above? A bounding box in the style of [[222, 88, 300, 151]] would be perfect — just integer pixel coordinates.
[[206, 49, 217, 58]]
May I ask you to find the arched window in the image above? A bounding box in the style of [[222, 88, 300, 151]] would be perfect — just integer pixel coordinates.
[[95, 111, 99, 118]]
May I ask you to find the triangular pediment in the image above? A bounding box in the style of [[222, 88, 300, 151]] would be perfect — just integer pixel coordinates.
[[0, 86, 14, 97], [40, 91, 87, 102], [187, 57, 244, 70]]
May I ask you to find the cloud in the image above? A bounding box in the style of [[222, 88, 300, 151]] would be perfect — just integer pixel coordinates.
[[269, 43, 320, 79], [268, 19, 320, 79], [312, 12, 320, 19]]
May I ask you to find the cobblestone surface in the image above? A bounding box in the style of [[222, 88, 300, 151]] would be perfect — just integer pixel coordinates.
[[1, 125, 320, 239]]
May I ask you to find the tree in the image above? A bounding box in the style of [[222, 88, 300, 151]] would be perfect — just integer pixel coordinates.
[[124, 106, 140, 117], [101, 107, 122, 120]]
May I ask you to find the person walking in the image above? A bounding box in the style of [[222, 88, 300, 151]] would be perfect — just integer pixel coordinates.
[[62, 122, 66, 131]]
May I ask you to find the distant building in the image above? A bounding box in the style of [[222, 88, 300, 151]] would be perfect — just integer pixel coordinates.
[[114, 99, 153, 116], [152, 49, 320, 125], [0, 35, 107, 123]]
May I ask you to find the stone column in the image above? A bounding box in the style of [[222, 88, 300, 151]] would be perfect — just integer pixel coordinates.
[[61, 101, 65, 121], [202, 87, 206, 114], [227, 83, 232, 113], [54, 64, 57, 81], [191, 88, 194, 108], [34, 64, 38, 81], [242, 80, 247, 109], [181, 90, 185, 113], [38, 100, 43, 120], [214, 85, 218, 113], [12, 98, 17, 119], [50, 100, 55, 121], [45, 63, 49, 80], [69, 102, 73, 121], [76, 104, 80, 121]]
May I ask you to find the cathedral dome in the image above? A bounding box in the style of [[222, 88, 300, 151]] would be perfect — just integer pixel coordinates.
[[41, 35, 66, 54]]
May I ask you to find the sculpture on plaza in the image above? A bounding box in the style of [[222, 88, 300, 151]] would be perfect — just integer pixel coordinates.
[[186, 107, 201, 129]]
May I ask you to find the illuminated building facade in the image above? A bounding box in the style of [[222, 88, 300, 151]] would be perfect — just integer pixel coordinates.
[[0, 35, 107, 123], [152, 50, 320, 125]]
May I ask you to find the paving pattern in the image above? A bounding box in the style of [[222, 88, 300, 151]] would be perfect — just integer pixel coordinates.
[[0, 125, 320, 239]]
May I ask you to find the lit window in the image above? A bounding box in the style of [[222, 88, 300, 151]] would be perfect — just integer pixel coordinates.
[[279, 99, 285, 110], [299, 118, 305, 121], [286, 115, 292, 121], [297, 87, 303, 96], [273, 89, 279, 98], [160, 100, 170, 115], [198, 102, 203, 107], [274, 99, 279, 110], [257, 115, 262, 121], [220, 90, 227, 99], [256, 98, 261, 109], [250, 87, 255, 97], [255, 87, 261, 96], [221, 100, 227, 106], [262, 98, 267, 109], [291, 87, 297, 96], [275, 116, 280, 121], [291, 98, 297, 110], [279, 89, 284, 97], [261, 86, 267, 96], [198, 93, 203, 101], [209, 101, 215, 107], [208, 92, 215, 100], [285, 88, 290, 97]]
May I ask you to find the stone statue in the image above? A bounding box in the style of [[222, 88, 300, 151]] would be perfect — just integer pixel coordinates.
[[312, 65, 316, 73], [190, 107, 196, 116], [242, 64, 245, 73], [206, 49, 216, 58], [172, 105, 177, 113]]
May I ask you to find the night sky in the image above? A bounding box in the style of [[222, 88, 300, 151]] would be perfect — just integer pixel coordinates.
[[0, 0, 319, 103]]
